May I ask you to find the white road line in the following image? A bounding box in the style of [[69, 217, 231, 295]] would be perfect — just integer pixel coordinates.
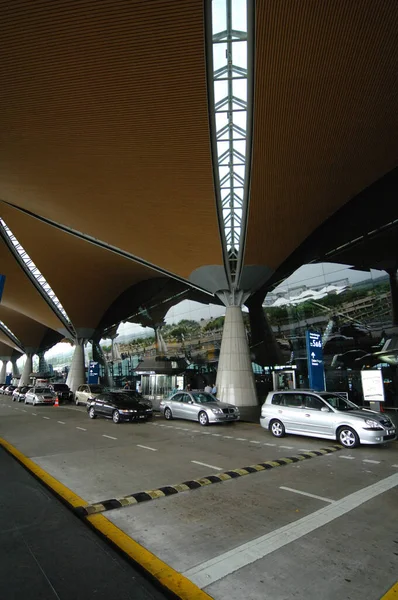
[[76, 427, 87, 431], [184, 473, 398, 589], [191, 460, 223, 471], [202, 432, 211, 435], [250, 440, 261, 444], [298, 449, 312, 452], [137, 444, 157, 452], [102, 434, 117, 440], [43, 416, 50, 420], [212, 434, 222, 437], [21, 409, 27, 413], [280, 486, 334, 503], [264, 442, 275, 446], [57, 421, 65, 425], [158, 424, 166, 427], [223, 435, 233, 439], [32, 413, 37, 416], [280, 445, 294, 449], [392, 464, 398, 468], [13, 408, 18, 411], [362, 459, 380, 465], [339, 455, 355, 460], [236, 438, 247, 441]]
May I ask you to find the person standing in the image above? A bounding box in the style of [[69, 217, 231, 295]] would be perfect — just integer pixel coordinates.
[[211, 383, 217, 396], [137, 381, 142, 394], [204, 383, 212, 394]]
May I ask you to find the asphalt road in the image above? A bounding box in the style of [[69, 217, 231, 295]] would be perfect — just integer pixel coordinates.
[[1, 396, 397, 600]]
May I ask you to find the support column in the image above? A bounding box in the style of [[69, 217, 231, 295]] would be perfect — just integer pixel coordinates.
[[0, 359, 8, 384], [66, 339, 86, 393], [216, 303, 258, 418], [246, 294, 283, 367], [92, 339, 113, 387], [37, 351, 48, 374], [11, 357, 20, 378], [20, 353, 34, 386], [387, 268, 398, 326]]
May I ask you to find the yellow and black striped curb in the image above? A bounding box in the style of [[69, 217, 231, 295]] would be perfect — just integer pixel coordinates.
[[75, 445, 342, 517]]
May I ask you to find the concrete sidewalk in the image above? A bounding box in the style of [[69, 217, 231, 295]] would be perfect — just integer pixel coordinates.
[[0, 447, 167, 600]]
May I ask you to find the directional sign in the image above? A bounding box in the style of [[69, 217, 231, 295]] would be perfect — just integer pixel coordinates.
[[0, 275, 5, 303], [88, 360, 99, 384], [305, 331, 325, 391]]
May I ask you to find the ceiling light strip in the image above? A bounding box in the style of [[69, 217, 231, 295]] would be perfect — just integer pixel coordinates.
[[0, 218, 75, 337], [0, 320, 24, 351]]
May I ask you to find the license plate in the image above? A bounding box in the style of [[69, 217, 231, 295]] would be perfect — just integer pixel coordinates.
[[388, 430, 395, 435]]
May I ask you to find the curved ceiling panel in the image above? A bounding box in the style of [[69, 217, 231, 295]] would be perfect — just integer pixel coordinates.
[[0, 203, 170, 330], [0, 235, 65, 332], [0, 0, 223, 279], [245, 0, 398, 272], [0, 305, 57, 350], [0, 333, 22, 354]]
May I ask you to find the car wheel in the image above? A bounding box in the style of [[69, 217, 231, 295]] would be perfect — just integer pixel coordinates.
[[112, 410, 120, 424], [164, 407, 173, 420], [89, 407, 97, 419], [338, 426, 359, 448], [270, 419, 285, 438], [18, 398, 22, 403], [198, 411, 209, 426]]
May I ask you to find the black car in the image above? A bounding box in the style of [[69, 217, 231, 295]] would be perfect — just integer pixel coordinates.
[[87, 392, 153, 424], [49, 383, 73, 404], [115, 388, 153, 410]]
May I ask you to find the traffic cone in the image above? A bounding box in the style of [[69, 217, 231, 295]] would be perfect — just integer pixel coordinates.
[[54, 396, 59, 407]]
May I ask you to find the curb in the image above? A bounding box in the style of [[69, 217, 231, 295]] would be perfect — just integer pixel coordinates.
[[75, 445, 342, 517], [0, 437, 213, 600]]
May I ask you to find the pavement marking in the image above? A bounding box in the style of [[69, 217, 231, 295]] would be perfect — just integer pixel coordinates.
[[236, 438, 247, 441], [380, 581, 398, 599], [57, 421, 66, 425], [76, 427, 87, 431], [0, 437, 211, 600], [32, 413, 37, 416], [250, 440, 261, 444], [102, 434, 117, 440], [21, 409, 27, 413], [339, 455, 355, 460], [13, 407, 18, 410], [43, 416, 50, 420], [223, 435, 233, 439], [158, 424, 166, 427], [212, 434, 222, 437], [264, 442, 275, 446], [75, 445, 342, 517], [392, 464, 398, 468], [298, 448, 312, 452], [280, 445, 294, 449], [280, 486, 334, 503], [184, 472, 398, 589], [191, 460, 223, 471], [362, 459, 380, 464], [137, 444, 157, 452], [202, 432, 211, 435]]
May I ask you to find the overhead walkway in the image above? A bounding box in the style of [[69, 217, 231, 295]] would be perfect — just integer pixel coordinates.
[[0, 446, 166, 600]]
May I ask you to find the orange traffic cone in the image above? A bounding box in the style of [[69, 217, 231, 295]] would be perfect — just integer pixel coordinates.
[[54, 396, 59, 407]]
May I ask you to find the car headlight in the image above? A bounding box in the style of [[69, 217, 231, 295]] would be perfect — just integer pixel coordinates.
[[364, 419, 383, 430], [211, 408, 223, 414]]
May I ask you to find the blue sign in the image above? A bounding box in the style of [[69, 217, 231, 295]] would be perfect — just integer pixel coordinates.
[[88, 361, 99, 384], [305, 331, 325, 391], [0, 275, 5, 303], [5, 373, 11, 385]]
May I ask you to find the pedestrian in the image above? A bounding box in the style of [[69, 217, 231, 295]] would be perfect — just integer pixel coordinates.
[[137, 382, 142, 394], [186, 383, 191, 392], [211, 383, 217, 396], [124, 381, 131, 390], [170, 384, 179, 396], [204, 383, 212, 394]]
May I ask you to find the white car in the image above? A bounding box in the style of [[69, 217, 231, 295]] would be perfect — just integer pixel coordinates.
[[75, 384, 105, 406], [260, 390, 396, 448], [25, 386, 55, 406]]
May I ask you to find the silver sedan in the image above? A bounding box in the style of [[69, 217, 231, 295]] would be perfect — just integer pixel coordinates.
[[159, 391, 240, 426], [25, 387, 55, 406]]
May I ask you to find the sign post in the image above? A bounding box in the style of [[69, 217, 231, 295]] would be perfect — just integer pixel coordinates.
[[88, 361, 99, 384], [305, 331, 325, 391], [360, 369, 385, 412]]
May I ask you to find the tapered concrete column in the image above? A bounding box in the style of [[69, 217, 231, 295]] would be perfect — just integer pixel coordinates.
[[92, 339, 113, 387], [0, 360, 8, 384], [11, 357, 20, 378], [20, 353, 34, 386], [37, 351, 48, 374], [66, 339, 86, 393], [216, 305, 257, 413]]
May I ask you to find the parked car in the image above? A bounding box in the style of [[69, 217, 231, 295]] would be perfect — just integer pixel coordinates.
[[4, 385, 17, 396], [0, 384, 8, 394], [75, 384, 105, 406], [24, 386, 56, 406], [87, 392, 153, 424], [49, 383, 73, 404], [260, 390, 397, 448], [12, 386, 31, 403], [159, 391, 240, 426], [116, 389, 153, 410]]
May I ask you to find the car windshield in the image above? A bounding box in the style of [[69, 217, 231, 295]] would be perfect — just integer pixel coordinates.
[[35, 387, 52, 394], [111, 395, 141, 407], [119, 390, 142, 399], [89, 385, 103, 393], [192, 393, 217, 404], [319, 393, 358, 411]]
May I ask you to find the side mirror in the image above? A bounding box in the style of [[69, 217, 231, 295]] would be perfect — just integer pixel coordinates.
[[321, 407, 330, 412], [188, 400, 193, 404]]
